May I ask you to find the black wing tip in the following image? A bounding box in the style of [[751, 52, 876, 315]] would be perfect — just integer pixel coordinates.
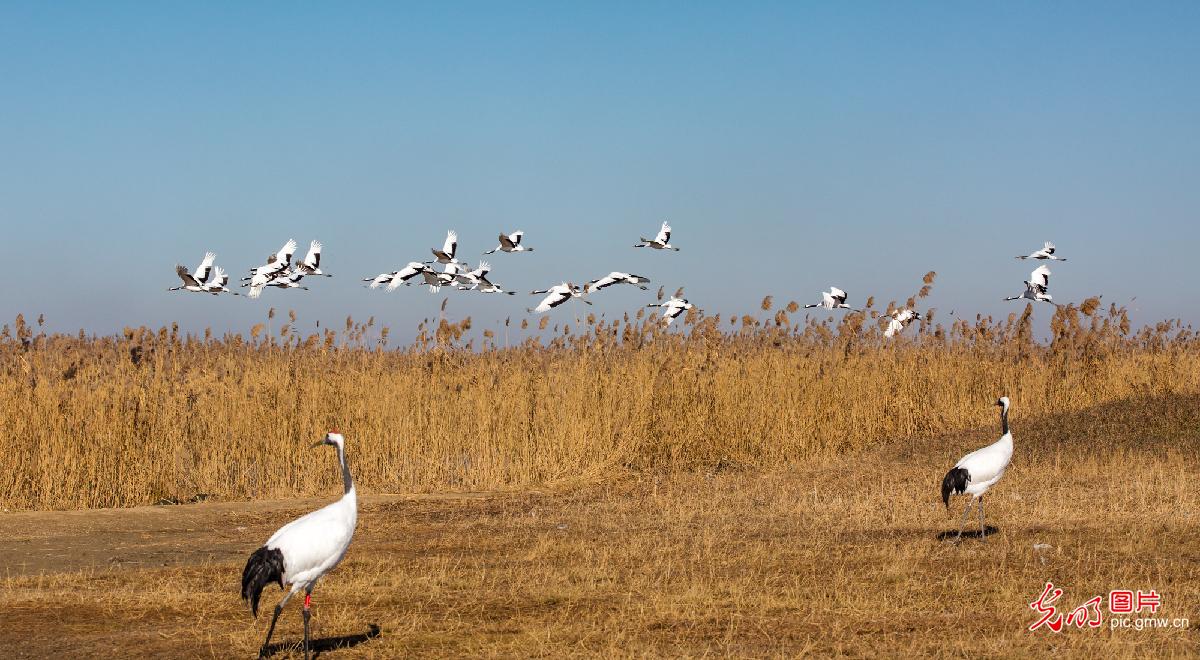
[[941, 467, 969, 507], [241, 546, 285, 618]]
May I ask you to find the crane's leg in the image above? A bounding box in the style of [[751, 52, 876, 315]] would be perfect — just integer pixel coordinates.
[[303, 587, 314, 660], [955, 498, 974, 541], [260, 590, 296, 658], [978, 496, 987, 541]]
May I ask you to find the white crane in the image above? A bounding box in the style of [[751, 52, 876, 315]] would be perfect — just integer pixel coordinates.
[[528, 283, 591, 313], [427, 230, 466, 266], [483, 231, 533, 254], [1016, 241, 1067, 261], [247, 239, 299, 279], [436, 262, 469, 290], [453, 261, 515, 294], [202, 267, 239, 295], [942, 398, 1013, 541], [245, 271, 272, 299], [295, 240, 331, 277], [882, 309, 922, 338], [585, 272, 651, 293], [1005, 265, 1057, 306], [362, 263, 431, 290], [453, 261, 492, 289], [476, 280, 517, 295], [646, 296, 694, 325], [241, 239, 299, 297], [241, 431, 357, 659], [168, 252, 217, 293], [418, 268, 449, 293], [634, 222, 679, 251], [385, 263, 435, 291], [244, 268, 308, 299], [804, 287, 857, 311], [267, 269, 310, 292], [363, 272, 397, 289], [169, 266, 206, 293]]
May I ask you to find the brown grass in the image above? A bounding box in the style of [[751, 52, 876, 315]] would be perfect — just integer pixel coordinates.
[[2, 394, 1197, 657], [1, 289, 1198, 511]]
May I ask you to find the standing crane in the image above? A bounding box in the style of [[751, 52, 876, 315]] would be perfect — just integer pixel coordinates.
[[241, 431, 358, 659], [941, 398, 1013, 541]]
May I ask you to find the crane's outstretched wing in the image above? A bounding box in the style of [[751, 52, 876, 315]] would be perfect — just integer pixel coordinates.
[[301, 240, 322, 270], [194, 252, 216, 284], [176, 264, 199, 287], [276, 239, 298, 265], [1030, 265, 1051, 292], [655, 222, 671, 243]]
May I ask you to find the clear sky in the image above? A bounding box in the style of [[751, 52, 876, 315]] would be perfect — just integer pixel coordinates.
[[2, 2, 1197, 341]]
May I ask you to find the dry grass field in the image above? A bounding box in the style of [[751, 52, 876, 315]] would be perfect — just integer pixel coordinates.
[[2, 394, 1198, 657], [2, 294, 1199, 656]]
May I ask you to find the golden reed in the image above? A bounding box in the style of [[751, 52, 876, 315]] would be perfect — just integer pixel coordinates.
[[2, 286, 1197, 510]]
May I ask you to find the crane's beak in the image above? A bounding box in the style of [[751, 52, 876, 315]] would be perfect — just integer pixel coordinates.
[[310, 439, 327, 449]]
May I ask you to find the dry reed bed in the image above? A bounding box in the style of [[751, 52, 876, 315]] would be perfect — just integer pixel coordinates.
[[1, 293, 1197, 511]]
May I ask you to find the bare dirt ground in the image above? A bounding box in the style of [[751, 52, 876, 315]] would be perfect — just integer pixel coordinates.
[[2, 398, 1199, 658]]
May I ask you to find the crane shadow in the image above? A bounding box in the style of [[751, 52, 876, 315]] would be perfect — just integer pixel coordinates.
[[261, 623, 381, 658], [937, 525, 999, 541]]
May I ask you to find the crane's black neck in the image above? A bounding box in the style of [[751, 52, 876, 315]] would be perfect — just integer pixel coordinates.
[[1000, 406, 1010, 437], [336, 444, 354, 495]]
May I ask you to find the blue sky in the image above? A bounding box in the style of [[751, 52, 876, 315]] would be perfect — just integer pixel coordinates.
[[2, 2, 1197, 341]]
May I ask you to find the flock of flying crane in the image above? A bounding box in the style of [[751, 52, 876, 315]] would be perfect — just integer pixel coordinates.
[[171, 222, 1071, 335]]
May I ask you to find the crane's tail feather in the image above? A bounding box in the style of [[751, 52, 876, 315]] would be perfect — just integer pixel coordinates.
[[241, 546, 285, 618], [941, 467, 969, 507]]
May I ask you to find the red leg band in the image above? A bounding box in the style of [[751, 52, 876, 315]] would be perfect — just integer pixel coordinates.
[[304, 593, 312, 609]]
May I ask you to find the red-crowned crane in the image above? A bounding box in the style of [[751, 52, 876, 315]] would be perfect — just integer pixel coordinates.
[[585, 272, 651, 293], [1016, 241, 1067, 261], [483, 230, 533, 254], [296, 240, 331, 277], [363, 272, 397, 289], [883, 309, 922, 338], [528, 282, 590, 313], [242, 239, 299, 298], [942, 398, 1013, 541], [453, 261, 492, 289], [1005, 265, 1058, 306], [246, 239, 298, 279], [634, 222, 679, 251], [804, 287, 858, 311], [242, 431, 358, 659], [168, 252, 217, 293], [426, 230, 466, 267], [267, 269, 310, 292], [202, 267, 239, 295], [646, 296, 693, 325]]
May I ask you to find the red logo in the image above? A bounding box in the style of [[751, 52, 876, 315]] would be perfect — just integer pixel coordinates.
[[1031, 582, 1166, 632]]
